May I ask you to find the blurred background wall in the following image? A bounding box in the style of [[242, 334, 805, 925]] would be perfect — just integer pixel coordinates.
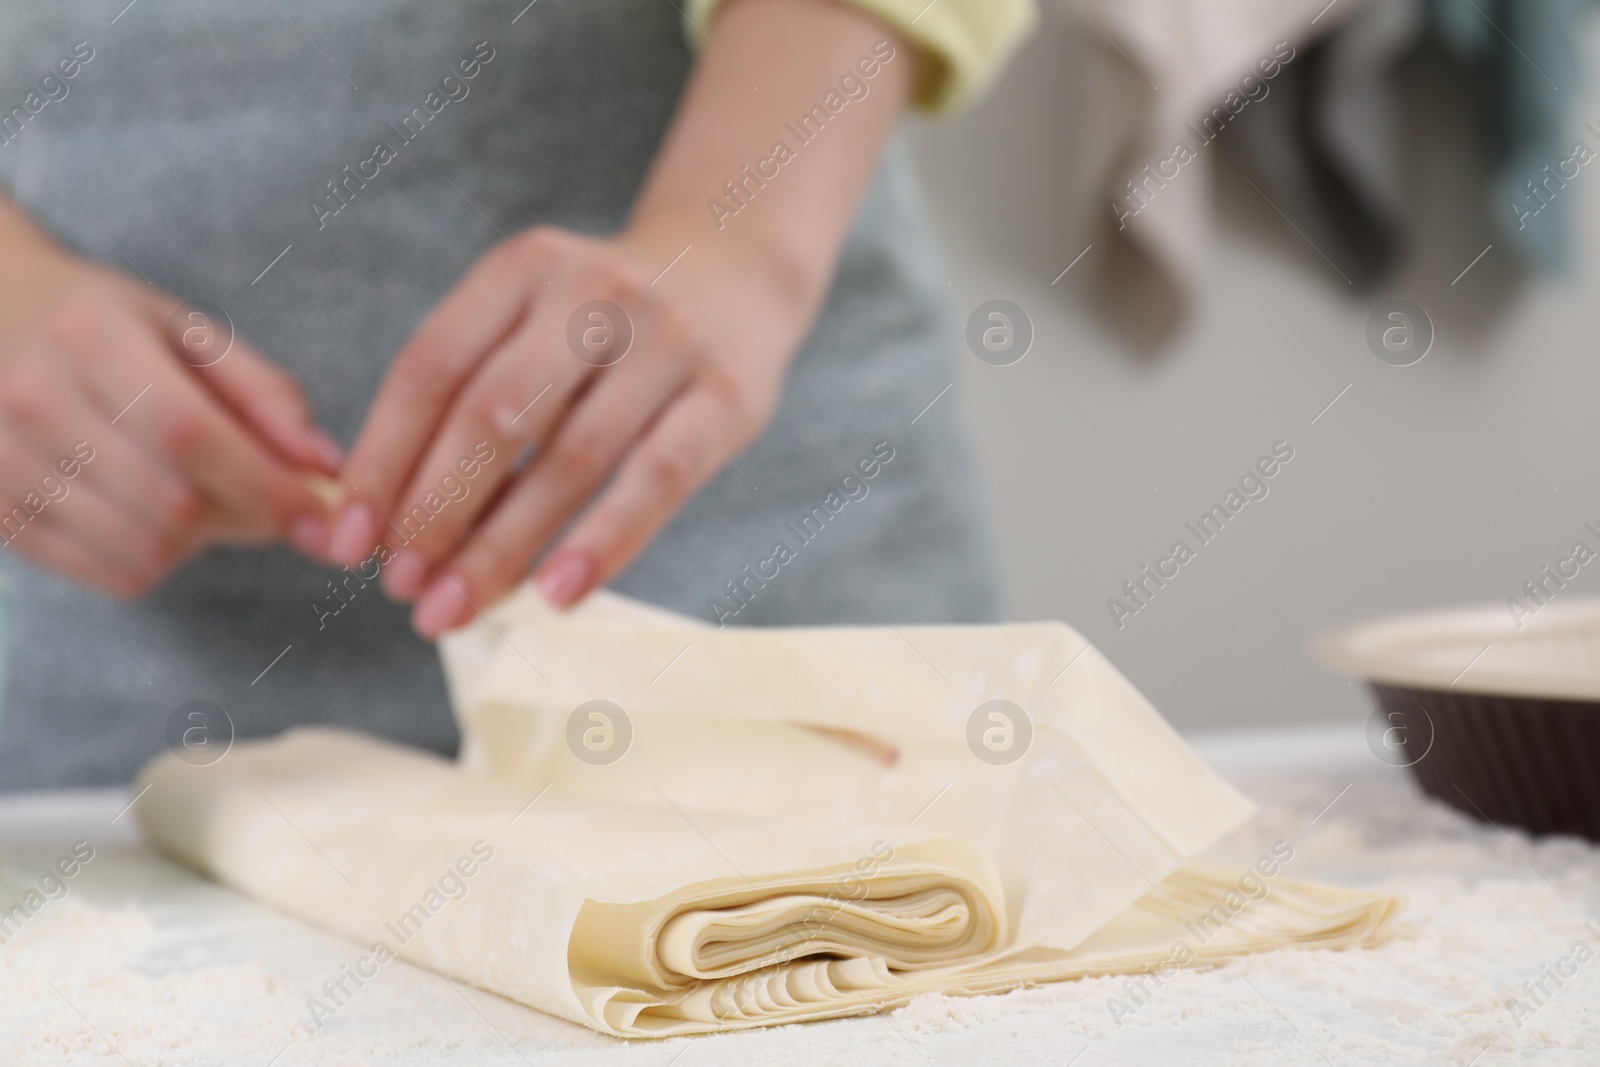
[[905, 8, 1600, 732]]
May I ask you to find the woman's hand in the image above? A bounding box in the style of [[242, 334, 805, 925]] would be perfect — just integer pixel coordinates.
[[0, 215, 338, 596], [330, 0, 914, 636], [328, 223, 803, 635]]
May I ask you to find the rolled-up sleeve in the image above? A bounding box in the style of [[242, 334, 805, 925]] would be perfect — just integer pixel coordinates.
[[682, 0, 1038, 113]]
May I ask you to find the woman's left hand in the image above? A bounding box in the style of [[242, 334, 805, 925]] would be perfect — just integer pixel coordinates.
[[325, 223, 811, 637]]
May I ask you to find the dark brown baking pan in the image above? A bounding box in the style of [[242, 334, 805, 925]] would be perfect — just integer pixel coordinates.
[[1323, 601, 1600, 841]]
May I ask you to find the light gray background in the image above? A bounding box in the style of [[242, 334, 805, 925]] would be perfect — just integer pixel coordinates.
[[907, 15, 1600, 731]]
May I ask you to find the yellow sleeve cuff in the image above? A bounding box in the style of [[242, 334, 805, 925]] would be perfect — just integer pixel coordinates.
[[682, 0, 1037, 113]]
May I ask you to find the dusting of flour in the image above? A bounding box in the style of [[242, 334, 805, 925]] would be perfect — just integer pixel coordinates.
[[3, 767, 1597, 1065], [883, 774, 1600, 1067], [1, 893, 310, 1066]]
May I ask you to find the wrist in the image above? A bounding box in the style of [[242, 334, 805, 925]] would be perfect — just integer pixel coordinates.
[[622, 210, 832, 319], [0, 198, 75, 278]]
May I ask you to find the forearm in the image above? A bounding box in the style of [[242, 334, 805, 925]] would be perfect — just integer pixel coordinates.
[[625, 0, 913, 310]]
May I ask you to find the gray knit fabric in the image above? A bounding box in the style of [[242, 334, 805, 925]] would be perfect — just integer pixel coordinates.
[[0, 0, 997, 788]]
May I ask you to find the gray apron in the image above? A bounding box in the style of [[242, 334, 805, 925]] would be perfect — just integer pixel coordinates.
[[0, 0, 996, 788]]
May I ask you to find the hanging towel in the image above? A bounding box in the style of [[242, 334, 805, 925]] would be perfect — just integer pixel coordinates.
[[1431, 0, 1598, 271], [1044, 0, 1381, 345], [1228, 0, 1424, 290]]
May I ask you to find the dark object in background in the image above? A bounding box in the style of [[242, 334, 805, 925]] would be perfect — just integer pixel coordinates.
[[1431, 0, 1599, 273], [1326, 600, 1600, 842], [1229, 2, 1418, 292], [1372, 683, 1600, 840], [1231, 0, 1598, 289]]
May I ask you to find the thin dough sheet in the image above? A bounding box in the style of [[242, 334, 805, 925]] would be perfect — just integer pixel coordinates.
[[135, 585, 1402, 1036]]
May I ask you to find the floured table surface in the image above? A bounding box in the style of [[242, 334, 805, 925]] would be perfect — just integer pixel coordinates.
[[3, 724, 1597, 1066]]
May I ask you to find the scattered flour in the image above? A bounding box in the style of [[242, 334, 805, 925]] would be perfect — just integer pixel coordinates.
[[2, 766, 1596, 1065], [1, 894, 310, 1066]]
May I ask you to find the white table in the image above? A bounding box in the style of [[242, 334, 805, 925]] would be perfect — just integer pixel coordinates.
[[3, 725, 1597, 1065]]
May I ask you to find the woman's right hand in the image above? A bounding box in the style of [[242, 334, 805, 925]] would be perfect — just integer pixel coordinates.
[[0, 225, 338, 597]]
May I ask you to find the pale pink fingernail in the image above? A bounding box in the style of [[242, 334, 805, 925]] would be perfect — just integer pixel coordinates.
[[382, 550, 430, 601], [288, 515, 328, 558], [328, 503, 373, 563], [414, 576, 472, 638], [536, 551, 594, 607]]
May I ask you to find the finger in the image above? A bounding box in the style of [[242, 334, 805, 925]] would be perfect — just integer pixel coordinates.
[[410, 382, 739, 637], [0, 435, 184, 593], [25, 475, 183, 580], [376, 314, 637, 599], [0, 514, 148, 598], [330, 243, 543, 564], [379, 263, 676, 593], [57, 299, 324, 538], [0, 358, 204, 543], [373, 313, 585, 590], [396, 366, 680, 614], [172, 472, 341, 552], [537, 384, 747, 604], [73, 424, 205, 540], [197, 333, 344, 475], [144, 292, 341, 474], [0, 438, 196, 575]]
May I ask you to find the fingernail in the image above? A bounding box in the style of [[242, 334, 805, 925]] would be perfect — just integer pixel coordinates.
[[165, 483, 204, 527], [414, 576, 471, 638], [382, 549, 429, 601], [308, 429, 345, 467], [288, 515, 328, 558], [328, 503, 373, 563], [536, 551, 594, 607]]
